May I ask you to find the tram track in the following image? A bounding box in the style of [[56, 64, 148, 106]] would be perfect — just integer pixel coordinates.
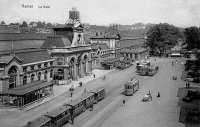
[[66, 79, 131, 127]]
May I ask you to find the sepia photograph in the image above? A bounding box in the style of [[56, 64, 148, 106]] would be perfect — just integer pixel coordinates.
[[0, 0, 200, 127]]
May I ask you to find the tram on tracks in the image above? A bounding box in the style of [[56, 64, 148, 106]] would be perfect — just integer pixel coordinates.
[[22, 87, 105, 127], [124, 78, 139, 96], [89, 87, 105, 103]]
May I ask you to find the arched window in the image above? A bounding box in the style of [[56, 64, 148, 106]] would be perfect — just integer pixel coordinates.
[[50, 69, 53, 78], [38, 72, 41, 81], [8, 66, 18, 89], [31, 74, 35, 82], [44, 71, 47, 80], [23, 76, 27, 85]]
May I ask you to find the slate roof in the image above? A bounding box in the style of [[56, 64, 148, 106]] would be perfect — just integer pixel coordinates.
[[0, 81, 53, 95], [119, 37, 144, 48], [0, 55, 22, 64], [0, 55, 15, 64], [0, 49, 52, 64], [41, 35, 71, 48], [91, 43, 109, 50], [0, 40, 44, 52], [0, 33, 51, 41]]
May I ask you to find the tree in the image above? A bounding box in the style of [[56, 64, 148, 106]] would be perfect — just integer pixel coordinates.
[[9, 23, 20, 26], [184, 27, 200, 49], [1, 21, 6, 25], [146, 23, 181, 55], [20, 21, 28, 27], [36, 21, 45, 28], [46, 22, 53, 28]]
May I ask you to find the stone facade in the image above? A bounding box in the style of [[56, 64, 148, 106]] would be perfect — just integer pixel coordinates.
[[0, 50, 54, 92]]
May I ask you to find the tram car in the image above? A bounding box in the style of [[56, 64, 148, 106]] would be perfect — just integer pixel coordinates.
[[147, 65, 159, 76], [89, 87, 105, 103], [22, 87, 106, 127], [22, 116, 51, 127], [124, 78, 139, 96], [65, 92, 95, 117], [44, 105, 72, 127]]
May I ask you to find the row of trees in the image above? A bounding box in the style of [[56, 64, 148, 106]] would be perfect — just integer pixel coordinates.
[[1, 21, 54, 28], [146, 23, 183, 55], [146, 23, 200, 56], [184, 27, 200, 49]]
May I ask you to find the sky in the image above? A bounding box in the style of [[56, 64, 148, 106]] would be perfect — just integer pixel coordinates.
[[0, 0, 200, 28]]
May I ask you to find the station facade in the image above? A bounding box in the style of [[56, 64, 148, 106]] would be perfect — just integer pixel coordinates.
[[41, 8, 92, 82], [0, 49, 54, 108]]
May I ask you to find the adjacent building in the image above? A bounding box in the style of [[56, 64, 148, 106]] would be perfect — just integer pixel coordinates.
[[119, 36, 149, 60], [91, 43, 118, 69]]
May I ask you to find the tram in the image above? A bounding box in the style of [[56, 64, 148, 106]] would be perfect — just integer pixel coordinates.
[[65, 92, 95, 117], [89, 87, 105, 103], [147, 65, 159, 76], [44, 105, 71, 127], [22, 116, 51, 127], [124, 78, 139, 96], [22, 87, 106, 127]]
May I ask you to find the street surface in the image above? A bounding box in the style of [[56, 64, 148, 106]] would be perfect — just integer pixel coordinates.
[[64, 57, 185, 127], [97, 57, 185, 127], [0, 57, 186, 127]]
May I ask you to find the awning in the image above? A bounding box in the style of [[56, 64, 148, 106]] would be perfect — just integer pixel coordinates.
[[0, 81, 53, 96]]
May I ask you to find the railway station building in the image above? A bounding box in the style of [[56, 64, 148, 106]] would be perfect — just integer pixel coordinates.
[[0, 49, 54, 108], [41, 7, 92, 82]]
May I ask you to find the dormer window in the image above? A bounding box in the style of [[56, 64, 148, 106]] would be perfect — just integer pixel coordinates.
[[23, 67, 27, 72], [38, 64, 41, 69], [44, 63, 48, 67], [50, 61, 53, 66], [31, 66, 34, 70]]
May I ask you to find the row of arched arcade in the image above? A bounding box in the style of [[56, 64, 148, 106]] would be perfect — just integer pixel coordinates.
[[53, 53, 92, 81]]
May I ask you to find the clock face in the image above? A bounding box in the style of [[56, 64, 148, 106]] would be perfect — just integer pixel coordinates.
[[57, 58, 63, 65]]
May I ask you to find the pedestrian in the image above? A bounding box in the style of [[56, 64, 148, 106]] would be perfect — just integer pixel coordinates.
[[188, 82, 190, 88], [103, 75, 106, 80], [122, 99, 126, 106], [90, 105, 93, 111], [172, 61, 173, 66], [186, 80, 190, 88], [94, 74, 96, 78], [84, 88, 87, 93], [157, 92, 160, 98], [186, 80, 189, 88], [148, 90, 152, 101], [70, 91, 73, 97], [79, 81, 82, 87]]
